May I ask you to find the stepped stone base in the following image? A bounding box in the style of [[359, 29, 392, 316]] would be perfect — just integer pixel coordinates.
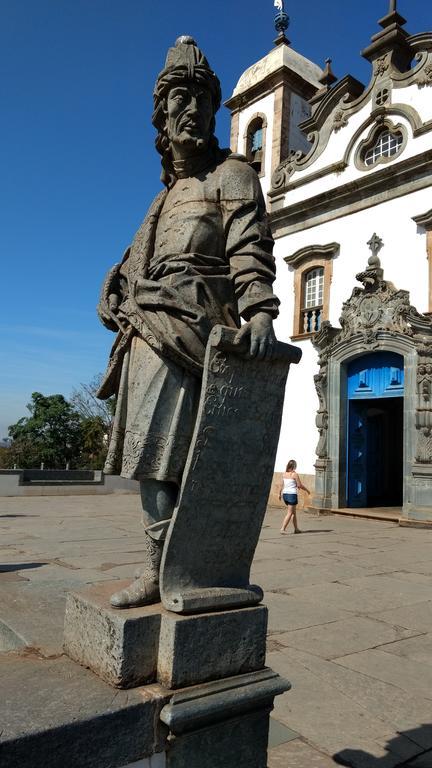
[[64, 582, 268, 690]]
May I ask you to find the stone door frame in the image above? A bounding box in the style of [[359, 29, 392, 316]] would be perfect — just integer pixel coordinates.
[[316, 332, 417, 513]]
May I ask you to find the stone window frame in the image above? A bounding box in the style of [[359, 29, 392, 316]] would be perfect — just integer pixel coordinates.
[[284, 243, 339, 341], [243, 113, 268, 178], [355, 119, 408, 172], [412, 208, 432, 313]]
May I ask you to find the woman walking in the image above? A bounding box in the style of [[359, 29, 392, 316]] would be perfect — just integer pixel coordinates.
[[279, 459, 310, 534]]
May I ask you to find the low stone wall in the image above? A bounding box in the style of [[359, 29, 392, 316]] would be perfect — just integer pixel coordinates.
[[0, 470, 139, 497], [0, 469, 316, 505]]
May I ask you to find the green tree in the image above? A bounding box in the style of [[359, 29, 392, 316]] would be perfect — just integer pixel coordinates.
[[70, 374, 115, 433], [80, 415, 108, 469], [0, 446, 14, 469], [8, 392, 83, 469]]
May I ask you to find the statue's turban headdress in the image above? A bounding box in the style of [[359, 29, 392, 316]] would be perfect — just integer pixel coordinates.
[[152, 36, 222, 131]]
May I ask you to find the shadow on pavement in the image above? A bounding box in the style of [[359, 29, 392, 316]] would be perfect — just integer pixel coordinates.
[[334, 724, 432, 767], [0, 562, 48, 573], [298, 529, 334, 534], [0, 514, 40, 518]]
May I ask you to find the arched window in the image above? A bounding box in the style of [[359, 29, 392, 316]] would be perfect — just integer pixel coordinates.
[[355, 122, 407, 171], [302, 267, 324, 333], [285, 243, 338, 340], [363, 128, 403, 166], [245, 116, 266, 175]]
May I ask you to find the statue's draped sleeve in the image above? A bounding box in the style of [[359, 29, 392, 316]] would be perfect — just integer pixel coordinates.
[[222, 158, 279, 321]]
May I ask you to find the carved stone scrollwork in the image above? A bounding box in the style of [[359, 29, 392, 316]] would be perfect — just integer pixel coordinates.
[[313, 246, 432, 467], [314, 370, 328, 459], [337, 263, 414, 347], [418, 62, 432, 88], [416, 356, 432, 463], [271, 150, 304, 191]]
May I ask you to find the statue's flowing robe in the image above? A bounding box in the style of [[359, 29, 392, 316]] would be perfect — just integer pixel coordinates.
[[98, 153, 279, 483]]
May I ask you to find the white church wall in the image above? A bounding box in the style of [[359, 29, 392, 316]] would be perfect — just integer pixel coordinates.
[[398, 80, 432, 124], [274, 337, 319, 475], [271, 184, 432, 475], [237, 92, 275, 200]]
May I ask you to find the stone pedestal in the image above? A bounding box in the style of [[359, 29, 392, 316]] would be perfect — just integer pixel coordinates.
[[63, 583, 290, 767], [63, 581, 161, 688], [161, 669, 290, 768], [158, 604, 267, 688], [64, 582, 267, 690]]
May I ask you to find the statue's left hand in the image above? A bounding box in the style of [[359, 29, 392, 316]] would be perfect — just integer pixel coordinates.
[[235, 312, 276, 360]]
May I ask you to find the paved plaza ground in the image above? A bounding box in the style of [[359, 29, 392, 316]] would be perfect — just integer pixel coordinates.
[[1, 494, 432, 767]]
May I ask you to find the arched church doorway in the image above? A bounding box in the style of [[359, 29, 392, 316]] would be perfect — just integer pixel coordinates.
[[346, 352, 404, 508]]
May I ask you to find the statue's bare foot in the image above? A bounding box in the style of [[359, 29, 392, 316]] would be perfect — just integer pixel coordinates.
[[110, 575, 160, 608]]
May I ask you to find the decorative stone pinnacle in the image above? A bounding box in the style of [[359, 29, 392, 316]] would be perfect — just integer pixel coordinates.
[[367, 233, 384, 266], [318, 58, 337, 88]]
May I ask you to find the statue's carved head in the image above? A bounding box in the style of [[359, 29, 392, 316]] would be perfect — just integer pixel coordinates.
[[152, 37, 222, 185]]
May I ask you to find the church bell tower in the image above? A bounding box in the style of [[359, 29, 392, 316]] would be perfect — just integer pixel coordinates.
[[225, 2, 322, 200]]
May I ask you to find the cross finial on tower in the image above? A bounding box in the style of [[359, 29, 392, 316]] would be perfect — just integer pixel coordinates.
[[367, 233, 384, 266], [273, 0, 290, 46]]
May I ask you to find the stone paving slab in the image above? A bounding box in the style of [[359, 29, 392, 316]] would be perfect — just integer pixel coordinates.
[[274, 615, 421, 659], [273, 647, 432, 748], [267, 649, 392, 754], [379, 633, 432, 664], [268, 738, 340, 766], [263, 591, 351, 635], [336, 648, 432, 701], [406, 751, 432, 766], [374, 601, 432, 633]]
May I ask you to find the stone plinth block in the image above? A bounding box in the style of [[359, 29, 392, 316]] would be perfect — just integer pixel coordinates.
[[160, 668, 291, 768], [157, 604, 267, 689], [64, 581, 161, 688]]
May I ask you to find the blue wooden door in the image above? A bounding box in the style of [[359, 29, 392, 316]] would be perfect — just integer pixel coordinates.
[[347, 401, 368, 507], [347, 352, 404, 508]]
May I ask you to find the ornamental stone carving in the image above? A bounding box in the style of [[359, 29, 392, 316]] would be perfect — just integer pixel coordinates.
[[271, 150, 304, 191], [416, 353, 432, 463], [313, 369, 328, 459], [375, 55, 390, 78], [313, 244, 432, 465], [418, 62, 432, 88], [333, 108, 349, 132]]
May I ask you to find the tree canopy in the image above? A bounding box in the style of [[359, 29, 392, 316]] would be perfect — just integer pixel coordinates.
[[2, 383, 113, 470]]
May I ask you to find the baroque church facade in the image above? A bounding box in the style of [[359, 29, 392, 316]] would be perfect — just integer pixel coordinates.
[[226, 3, 432, 525]]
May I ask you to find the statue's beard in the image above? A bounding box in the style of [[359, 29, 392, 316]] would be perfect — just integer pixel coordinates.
[[179, 135, 205, 149], [172, 132, 208, 155]]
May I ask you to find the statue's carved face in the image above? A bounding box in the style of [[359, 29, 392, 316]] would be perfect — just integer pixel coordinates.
[[165, 82, 214, 157]]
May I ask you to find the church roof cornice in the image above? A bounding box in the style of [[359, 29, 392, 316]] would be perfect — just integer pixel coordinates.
[[284, 242, 339, 268], [413, 209, 432, 231], [269, 148, 432, 237], [299, 75, 365, 134]]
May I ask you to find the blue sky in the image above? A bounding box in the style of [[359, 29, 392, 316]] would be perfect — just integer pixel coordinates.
[[0, 0, 430, 439]]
